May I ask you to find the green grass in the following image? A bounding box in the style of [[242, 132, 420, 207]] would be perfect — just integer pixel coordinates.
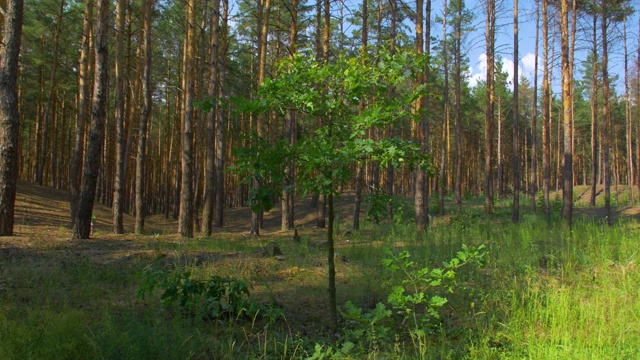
[[2, 199, 640, 359]]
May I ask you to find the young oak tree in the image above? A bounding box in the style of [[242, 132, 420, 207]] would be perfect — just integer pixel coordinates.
[[232, 50, 434, 332]]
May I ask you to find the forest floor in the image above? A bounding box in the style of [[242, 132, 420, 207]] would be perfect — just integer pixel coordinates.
[[6, 181, 638, 268], [10, 181, 640, 238], [2, 181, 640, 358]]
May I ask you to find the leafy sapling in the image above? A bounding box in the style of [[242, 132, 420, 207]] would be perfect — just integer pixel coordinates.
[[232, 49, 435, 332]]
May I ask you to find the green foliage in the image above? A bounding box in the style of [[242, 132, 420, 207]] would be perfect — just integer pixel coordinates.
[[339, 245, 487, 355], [228, 133, 293, 212], [306, 342, 355, 360], [231, 49, 435, 204], [365, 190, 415, 225], [536, 192, 563, 214], [136, 266, 279, 323]]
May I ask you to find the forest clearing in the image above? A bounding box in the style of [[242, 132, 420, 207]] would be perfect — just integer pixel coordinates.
[[2, 0, 640, 357], [1, 181, 640, 359]]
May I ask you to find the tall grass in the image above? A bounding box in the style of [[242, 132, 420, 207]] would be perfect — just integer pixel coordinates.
[[2, 201, 640, 358]]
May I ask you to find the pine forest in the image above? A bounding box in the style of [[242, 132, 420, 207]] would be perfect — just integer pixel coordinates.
[[1, 0, 640, 358]]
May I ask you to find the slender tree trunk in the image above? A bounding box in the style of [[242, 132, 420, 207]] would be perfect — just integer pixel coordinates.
[[560, 0, 572, 227], [512, 0, 520, 222], [497, 96, 502, 198], [454, 0, 463, 212], [179, 0, 197, 238], [624, 18, 634, 203], [313, 0, 330, 229], [590, 13, 598, 206], [35, 0, 65, 186], [636, 12, 640, 201], [354, 0, 369, 231], [135, 0, 153, 234], [251, 0, 270, 236], [327, 190, 336, 332], [484, 0, 496, 214], [440, 0, 448, 216], [72, 0, 109, 240], [542, 0, 551, 216], [203, 0, 222, 236], [112, 0, 126, 233], [0, 0, 24, 236], [216, 0, 229, 227], [282, 0, 298, 231], [530, 0, 539, 213], [601, 5, 612, 225], [415, 0, 431, 232], [385, 0, 397, 217]]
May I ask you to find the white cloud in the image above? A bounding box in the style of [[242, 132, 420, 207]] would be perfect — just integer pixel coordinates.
[[467, 52, 538, 89], [468, 53, 487, 87], [521, 52, 537, 74]]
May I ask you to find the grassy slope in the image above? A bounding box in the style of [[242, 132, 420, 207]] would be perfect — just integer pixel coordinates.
[[1, 182, 639, 359]]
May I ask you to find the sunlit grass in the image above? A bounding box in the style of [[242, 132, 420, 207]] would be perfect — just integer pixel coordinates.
[[2, 197, 640, 358]]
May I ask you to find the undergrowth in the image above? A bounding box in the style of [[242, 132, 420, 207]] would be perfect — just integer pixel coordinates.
[[1, 199, 640, 359]]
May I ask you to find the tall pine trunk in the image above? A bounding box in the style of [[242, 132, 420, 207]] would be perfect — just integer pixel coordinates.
[[560, 0, 573, 227], [203, 0, 222, 236], [112, 0, 126, 233], [439, 0, 448, 216], [512, 0, 520, 222], [251, 0, 270, 236], [530, 0, 540, 213], [542, 0, 551, 216], [0, 0, 24, 235], [590, 13, 598, 207], [35, 0, 65, 186], [484, 0, 496, 214], [624, 19, 634, 203], [454, 0, 463, 212], [179, 0, 197, 238], [135, 0, 153, 234], [414, 0, 431, 232], [216, 0, 229, 228], [282, 0, 298, 231], [72, 0, 109, 240], [601, 4, 612, 225]]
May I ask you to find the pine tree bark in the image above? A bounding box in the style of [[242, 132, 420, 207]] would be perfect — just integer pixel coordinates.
[[35, 0, 65, 186], [251, 0, 270, 236], [560, 0, 573, 227], [282, 0, 298, 231], [0, 0, 24, 236], [72, 0, 109, 240], [179, 0, 197, 238], [590, 12, 598, 207], [353, 0, 368, 231], [529, 1, 540, 214], [135, 0, 153, 234], [636, 13, 640, 200], [484, 0, 496, 214], [623, 19, 634, 203], [415, 0, 431, 232], [112, 0, 126, 233], [530, 0, 540, 213], [203, 0, 222, 236], [216, 0, 229, 228], [454, 0, 463, 212], [385, 0, 397, 217], [112, 0, 127, 234], [601, 3, 612, 225], [439, 0, 448, 216], [512, 0, 520, 223], [542, 0, 551, 216]]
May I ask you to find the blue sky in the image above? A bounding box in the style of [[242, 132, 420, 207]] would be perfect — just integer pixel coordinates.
[[229, 0, 638, 93], [463, 0, 639, 93]]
